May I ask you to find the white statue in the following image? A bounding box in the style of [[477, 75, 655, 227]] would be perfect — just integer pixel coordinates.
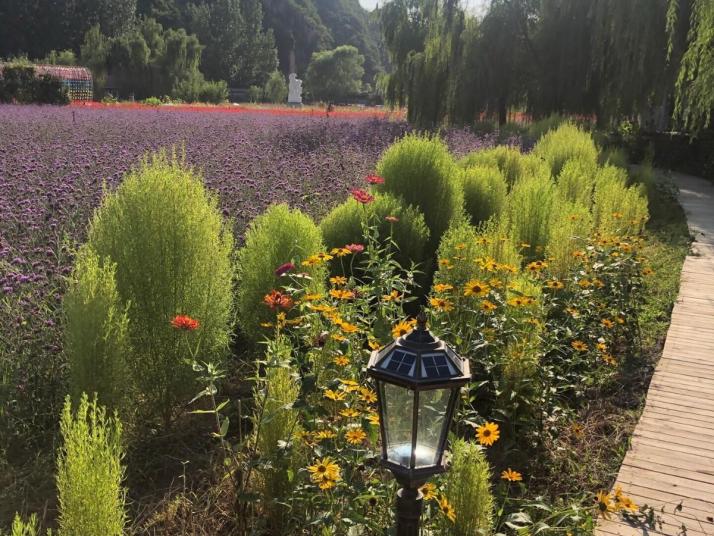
[[288, 73, 303, 105]]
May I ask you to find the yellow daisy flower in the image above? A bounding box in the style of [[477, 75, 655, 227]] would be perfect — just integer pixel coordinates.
[[464, 280, 490, 297], [345, 428, 367, 444], [500, 468, 523, 482], [476, 421, 500, 446]]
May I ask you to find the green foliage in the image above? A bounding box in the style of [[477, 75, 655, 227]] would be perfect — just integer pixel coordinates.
[[0, 64, 69, 105], [255, 337, 302, 532], [198, 79, 228, 104], [319, 193, 430, 274], [555, 158, 597, 208], [56, 394, 126, 536], [263, 70, 287, 103], [671, 0, 714, 133], [248, 85, 263, 103], [599, 146, 629, 169], [64, 248, 130, 413], [527, 114, 567, 141], [80, 25, 110, 98], [442, 439, 494, 536], [42, 49, 77, 66], [532, 123, 599, 177], [459, 146, 548, 187], [305, 45, 365, 102], [460, 165, 508, 225], [8, 514, 39, 536], [376, 134, 462, 255], [236, 203, 326, 342], [593, 166, 649, 236], [546, 199, 593, 277], [186, 0, 277, 87], [504, 173, 557, 260], [87, 151, 234, 421]]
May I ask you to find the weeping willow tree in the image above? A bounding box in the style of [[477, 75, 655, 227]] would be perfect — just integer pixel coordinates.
[[669, 0, 714, 133], [589, 0, 671, 127]]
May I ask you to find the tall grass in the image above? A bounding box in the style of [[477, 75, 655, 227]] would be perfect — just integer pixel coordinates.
[[460, 166, 508, 225], [86, 151, 234, 422], [441, 439, 494, 536], [593, 165, 649, 236], [532, 123, 599, 176], [237, 203, 326, 342], [546, 198, 593, 277], [376, 134, 462, 254], [504, 174, 557, 260], [56, 394, 125, 536], [255, 337, 302, 533], [555, 158, 597, 208], [64, 248, 130, 413]]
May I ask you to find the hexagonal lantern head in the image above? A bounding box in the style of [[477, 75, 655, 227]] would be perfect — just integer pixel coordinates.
[[367, 314, 470, 488]]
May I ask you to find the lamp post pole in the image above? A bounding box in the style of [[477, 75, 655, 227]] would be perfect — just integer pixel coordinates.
[[395, 485, 423, 536]]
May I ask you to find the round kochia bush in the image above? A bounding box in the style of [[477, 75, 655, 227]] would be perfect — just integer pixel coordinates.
[[460, 165, 508, 225], [376, 134, 462, 255], [532, 122, 599, 176], [319, 192, 430, 273], [85, 151, 234, 422], [236, 203, 326, 342]]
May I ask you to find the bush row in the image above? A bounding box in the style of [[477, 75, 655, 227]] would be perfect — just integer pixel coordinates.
[[0, 65, 70, 105]]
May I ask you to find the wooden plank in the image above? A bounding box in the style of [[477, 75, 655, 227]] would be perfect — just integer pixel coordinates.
[[642, 405, 714, 426]]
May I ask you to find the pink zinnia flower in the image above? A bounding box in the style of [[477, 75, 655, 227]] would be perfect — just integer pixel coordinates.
[[275, 262, 295, 276], [345, 243, 365, 254], [366, 174, 385, 185], [351, 188, 374, 204]]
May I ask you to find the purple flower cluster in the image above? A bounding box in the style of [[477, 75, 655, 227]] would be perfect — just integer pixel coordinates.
[[0, 104, 494, 443]]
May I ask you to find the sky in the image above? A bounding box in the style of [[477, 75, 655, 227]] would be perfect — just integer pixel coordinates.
[[358, 0, 489, 15]]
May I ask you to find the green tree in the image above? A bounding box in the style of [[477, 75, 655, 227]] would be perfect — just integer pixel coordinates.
[[264, 70, 288, 102], [305, 44, 364, 102], [670, 0, 714, 133]]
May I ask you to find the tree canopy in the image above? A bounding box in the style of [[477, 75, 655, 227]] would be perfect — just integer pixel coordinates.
[[305, 44, 365, 102]]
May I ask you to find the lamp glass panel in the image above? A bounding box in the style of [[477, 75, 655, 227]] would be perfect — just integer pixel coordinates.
[[382, 381, 415, 467], [414, 387, 451, 468]]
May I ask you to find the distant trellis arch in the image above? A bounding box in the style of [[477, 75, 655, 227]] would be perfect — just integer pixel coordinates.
[[34, 65, 93, 101]]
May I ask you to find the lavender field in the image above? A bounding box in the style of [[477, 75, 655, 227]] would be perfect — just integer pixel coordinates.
[[0, 105, 492, 453]]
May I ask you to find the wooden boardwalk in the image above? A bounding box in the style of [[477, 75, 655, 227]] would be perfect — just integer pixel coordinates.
[[597, 172, 714, 536]]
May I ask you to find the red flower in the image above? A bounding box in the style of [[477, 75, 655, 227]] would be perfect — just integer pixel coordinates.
[[275, 262, 295, 276], [351, 188, 374, 204], [366, 174, 385, 185], [385, 215, 399, 223], [345, 243, 365, 254], [171, 315, 200, 331], [263, 290, 294, 310]]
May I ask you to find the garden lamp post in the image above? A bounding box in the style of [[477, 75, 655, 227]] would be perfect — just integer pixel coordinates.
[[367, 313, 470, 536]]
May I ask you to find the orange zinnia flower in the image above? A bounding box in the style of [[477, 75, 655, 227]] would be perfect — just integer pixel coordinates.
[[171, 315, 200, 331], [263, 290, 294, 310]]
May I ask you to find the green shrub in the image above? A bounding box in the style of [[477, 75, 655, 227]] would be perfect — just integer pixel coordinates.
[[459, 146, 524, 186], [441, 439, 494, 536], [460, 166, 508, 225], [599, 146, 629, 169], [532, 123, 599, 177], [143, 96, 161, 106], [555, 158, 597, 208], [593, 166, 649, 236], [248, 85, 263, 103], [56, 394, 126, 536], [64, 248, 130, 413], [319, 193, 430, 273], [527, 113, 567, 141], [237, 204, 326, 342], [546, 198, 593, 277], [33, 75, 70, 105], [198, 80, 228, 104], [376, 134, 462, 254], [87, 151, 234, 421], [264, 71, 288, 104], [504, 173, 557, 260], [255, 337, 302, 532], [498, 122, 526, 142], [9, 513, 39, 536], [433, 220, 521, 292]]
